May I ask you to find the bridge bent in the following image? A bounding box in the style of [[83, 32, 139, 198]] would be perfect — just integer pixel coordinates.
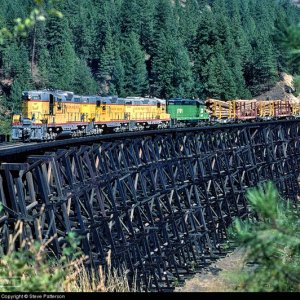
[[0, 120, 300, 291]]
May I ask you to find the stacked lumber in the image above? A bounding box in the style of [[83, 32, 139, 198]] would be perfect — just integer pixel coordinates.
[[257, 100, 275, 117], [234, 99, 257, 118], [273, 99, 291, 116], [205, 98, 229, 118]]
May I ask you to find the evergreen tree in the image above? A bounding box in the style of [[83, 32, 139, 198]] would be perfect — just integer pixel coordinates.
[[69, 0, 96, 60], [36, 47, 51, 89], [1, 0, 300, 103], [97, 25, 115, 94], [2, 42, 30, 79], [2, 42, 32, 109], [229, 181, 300, 292], [122, 32, 148, 96], [191, 7, 218, 97], [111, 49, 125, 96], [120, 0, 141, 37], [139, 0, 156, 54], [49, 41, 77, 90], [278, 22, 300, 75], [179, 0, 201, 49], [205, 44, 237, 99], [246, 34, 278, 95], [46, 15, 72, 52], [73, 59, 98, 95], [272, 6, 291, 72], [152, 32, 194, 98]]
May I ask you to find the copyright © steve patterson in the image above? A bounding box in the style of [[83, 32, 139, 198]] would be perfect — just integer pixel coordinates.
[[1, 295, 66, 299]]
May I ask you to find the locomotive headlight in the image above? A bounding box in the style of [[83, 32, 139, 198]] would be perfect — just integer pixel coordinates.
[[49, 128, 52, 132], [56, 128, 60, 132], [95, 125, 98, 128]]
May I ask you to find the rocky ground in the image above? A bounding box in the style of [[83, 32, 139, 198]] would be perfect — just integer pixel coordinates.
[[175, 248, 247, 292], [256, 72, 299, 101]]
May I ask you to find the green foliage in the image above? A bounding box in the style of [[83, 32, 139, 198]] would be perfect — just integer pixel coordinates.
[[0, 118, 10, 135], [49, 42, 77, 90], [73, 59, 98, 95], [293, 75, 300, 96], [122, 32, 148, 96], [1, 0, 300, 104], [0, 230, 82, 292], [284, 24, 300, 74], [152, 32, 194, 98], [205, 44, 237, 100], [0, 0, 63, 44], [111, 49, 125, 96], [228, 181, 300, 292]]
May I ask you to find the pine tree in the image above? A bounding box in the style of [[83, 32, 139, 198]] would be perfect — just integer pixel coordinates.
[[152, 31, 194, 98], [285, 24, 300, 75], [179, 0, 201, 49], [3, 42, 33, 109], [139, 0, 157, 55], [223, 31, 251, 98], [73, 59, 98, 95], [229, 181, 300, 292], [68, 0, 96, 60], [272, 6, 291, 72], [191, 6, 218, 97], [111, 49, 125, 96], [36, 47, 51, 89], [247, 34, 278, 95], [46, 15, 72, 52], [205, 43, 237, 100], [49, 41, 77, 90], [120, 0, 141, 37], [97, 25, 115, 94], [2, 42, 30, 79], [122, 32, 148, 96]]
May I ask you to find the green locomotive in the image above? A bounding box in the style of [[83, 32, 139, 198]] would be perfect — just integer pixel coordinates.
[[167, 98, 209, 126]]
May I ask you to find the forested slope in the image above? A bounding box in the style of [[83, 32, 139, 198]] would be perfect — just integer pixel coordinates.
[[0, 0, 300, 110]]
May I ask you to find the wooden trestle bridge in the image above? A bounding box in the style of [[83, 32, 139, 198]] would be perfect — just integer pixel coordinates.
[[0, 120, 299, 291]]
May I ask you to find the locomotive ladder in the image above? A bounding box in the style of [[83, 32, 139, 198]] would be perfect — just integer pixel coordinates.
[[0, 120, 300, 291]]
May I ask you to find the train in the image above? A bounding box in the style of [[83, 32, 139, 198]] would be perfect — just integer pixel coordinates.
[[10, 89, 300, 142]]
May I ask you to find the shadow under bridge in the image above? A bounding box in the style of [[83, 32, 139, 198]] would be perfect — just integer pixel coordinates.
[[0, 121, 300, 291]]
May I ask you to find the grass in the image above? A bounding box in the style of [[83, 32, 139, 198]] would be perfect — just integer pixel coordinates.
[[0, 219, 134, 292]]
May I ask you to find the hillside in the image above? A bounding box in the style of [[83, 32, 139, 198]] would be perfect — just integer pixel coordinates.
[[0, 0, 300, 108], [256, 73, 299, 101], [292, 0, 300, 7]]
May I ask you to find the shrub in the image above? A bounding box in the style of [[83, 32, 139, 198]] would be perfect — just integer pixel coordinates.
[[0, 219, 133, 292], [228, 181, 300, 292]]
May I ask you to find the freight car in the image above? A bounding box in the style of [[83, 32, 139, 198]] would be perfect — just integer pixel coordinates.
[[206, 98, 299, 122]]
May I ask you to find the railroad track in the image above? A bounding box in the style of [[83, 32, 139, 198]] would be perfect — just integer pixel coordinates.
[[0, 118, 296, 160]]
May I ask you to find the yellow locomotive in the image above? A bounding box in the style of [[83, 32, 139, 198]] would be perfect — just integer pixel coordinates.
[[11, 90, 170, 141]]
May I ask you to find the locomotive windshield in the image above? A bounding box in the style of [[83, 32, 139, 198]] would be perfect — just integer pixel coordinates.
[[22, 92, 30, 101]]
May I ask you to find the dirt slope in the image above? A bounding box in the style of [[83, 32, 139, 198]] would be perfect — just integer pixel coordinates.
[[255, 72, 299, 102]]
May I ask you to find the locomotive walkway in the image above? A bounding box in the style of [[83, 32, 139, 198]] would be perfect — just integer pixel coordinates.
[[0, 119, 300, 291]]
